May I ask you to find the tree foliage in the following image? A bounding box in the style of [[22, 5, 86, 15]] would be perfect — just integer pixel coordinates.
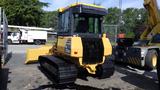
[[121, 8, 147, 38], [0, 0, 48, 26], [104, 7, 121, 24], [104, 7, 147, 38], [40, 11, 58, 29]]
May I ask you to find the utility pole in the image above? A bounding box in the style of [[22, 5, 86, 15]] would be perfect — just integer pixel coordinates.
[[115, 0, 122, 43], [76, 0, 78, 3], [119, 0, 122, 25]]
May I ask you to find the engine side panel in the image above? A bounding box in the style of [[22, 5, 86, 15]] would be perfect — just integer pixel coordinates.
[[56, 36, 83, 57]]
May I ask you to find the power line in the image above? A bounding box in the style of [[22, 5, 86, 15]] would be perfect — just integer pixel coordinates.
[[94, 0, 95, 5]]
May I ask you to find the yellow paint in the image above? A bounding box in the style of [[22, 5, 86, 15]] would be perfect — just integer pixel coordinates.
[[102, 35, 112, 56], [78, 58, 83, 66], [56, 36, 83, 57], [78, 58, 97, 74], [71, 37, 83, 57], [85, 64, 97, 74], [152, 54, 157, 67], [25, 45, 52, 64], [58, 2, 105, 13], [102, 56, 106, 64], [140, 0, 160, 40]]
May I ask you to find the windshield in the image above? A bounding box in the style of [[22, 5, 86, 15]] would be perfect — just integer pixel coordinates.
[[74, 14, 102, 34], [133, 40, 149, 46]]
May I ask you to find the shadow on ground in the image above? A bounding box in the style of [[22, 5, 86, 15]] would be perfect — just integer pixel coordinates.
[[115, 64, 159, 90], [30, 66, 121, 90], [4, 52, 12, 65], [0, 68, 10, 90], [30, 84, 121, 90]]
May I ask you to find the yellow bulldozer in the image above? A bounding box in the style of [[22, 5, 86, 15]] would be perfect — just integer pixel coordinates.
[[25, 3, 114, 85]]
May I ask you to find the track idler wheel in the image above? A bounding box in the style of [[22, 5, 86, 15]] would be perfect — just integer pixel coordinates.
[[96, 60, 114, 79]]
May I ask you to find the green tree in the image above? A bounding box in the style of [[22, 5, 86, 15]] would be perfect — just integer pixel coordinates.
[[40, 11, 58, 29], [104, 7, 147, 39], [0, 0, 48, 26], [104, 7, 121, 24], [133, 8, 147, 40], [121, 8, 147, 38]]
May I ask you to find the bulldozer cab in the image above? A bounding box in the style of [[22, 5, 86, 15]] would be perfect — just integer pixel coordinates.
[[58, 3, 107, 37]]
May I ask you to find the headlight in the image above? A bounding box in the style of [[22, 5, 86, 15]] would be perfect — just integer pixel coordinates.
[[141, 50, 145, 57], [65, 39, 71, 54]]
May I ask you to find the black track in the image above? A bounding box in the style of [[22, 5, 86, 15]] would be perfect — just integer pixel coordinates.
[[96, 60, 115, 79], [38, 55, 77, 85]]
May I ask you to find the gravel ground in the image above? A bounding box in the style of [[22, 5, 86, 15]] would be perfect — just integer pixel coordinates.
[[0, 45, 159, 90]]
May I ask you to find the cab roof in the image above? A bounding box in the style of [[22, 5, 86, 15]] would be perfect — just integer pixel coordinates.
[[58, 3, 107, 15]]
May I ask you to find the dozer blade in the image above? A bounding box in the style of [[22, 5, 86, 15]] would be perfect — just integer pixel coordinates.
[[25, 45, 53, 64]]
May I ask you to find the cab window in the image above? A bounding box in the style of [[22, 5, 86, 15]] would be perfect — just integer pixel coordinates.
[[74, 14, 101, 34], [59, 11, 70, 32]]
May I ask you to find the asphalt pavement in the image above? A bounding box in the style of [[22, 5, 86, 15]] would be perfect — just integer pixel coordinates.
[[0, 45, 159, 90]]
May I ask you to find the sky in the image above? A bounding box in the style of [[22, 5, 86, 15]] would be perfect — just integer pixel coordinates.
[[40, 0, 160, 11]]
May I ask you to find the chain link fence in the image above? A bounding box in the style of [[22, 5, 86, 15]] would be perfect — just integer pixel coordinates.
[[103, 24, 118, 45]]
